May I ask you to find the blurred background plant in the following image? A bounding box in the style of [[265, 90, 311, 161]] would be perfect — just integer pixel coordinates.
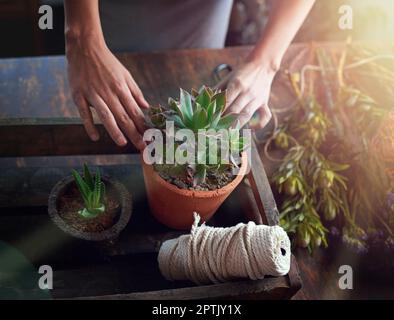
[[263, 43, 394, 254], [227, 0, 394, 46]]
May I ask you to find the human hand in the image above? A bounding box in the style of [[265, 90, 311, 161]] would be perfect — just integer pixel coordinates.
[[216, 60, 276, 129], [66, 38, 149, 149]]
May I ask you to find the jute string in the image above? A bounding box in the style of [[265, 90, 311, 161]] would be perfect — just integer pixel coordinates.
[[158, 213, 291, 285]]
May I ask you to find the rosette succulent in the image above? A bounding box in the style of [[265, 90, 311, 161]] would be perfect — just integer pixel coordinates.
[[146, 86, 248, 188]]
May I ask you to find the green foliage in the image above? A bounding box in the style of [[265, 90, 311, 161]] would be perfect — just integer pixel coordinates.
[[274, 143, 347, 252], [269, 47, 394, 252], [146, 86, 248, 187], [157, 86, 234, 132], [72, 164, 106, 219]]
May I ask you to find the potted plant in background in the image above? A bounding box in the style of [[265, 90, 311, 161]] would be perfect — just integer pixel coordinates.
[[142, 86, 249, 229], [48, 164, 132, 241]]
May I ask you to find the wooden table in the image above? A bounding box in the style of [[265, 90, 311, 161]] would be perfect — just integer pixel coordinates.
[[0, 44, 393, 299]]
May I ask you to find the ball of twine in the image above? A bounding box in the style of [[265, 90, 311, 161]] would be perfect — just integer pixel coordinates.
[[158, 213, 291, 285]]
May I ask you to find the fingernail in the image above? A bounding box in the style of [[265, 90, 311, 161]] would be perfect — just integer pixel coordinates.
[[91, 133, 99, 141]]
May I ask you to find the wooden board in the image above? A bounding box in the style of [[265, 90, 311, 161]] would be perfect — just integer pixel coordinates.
[[0, 160, 301, 300], [0, 118, 301, 299], [0, 44, 316, 119], [0, 118, 138, 157]]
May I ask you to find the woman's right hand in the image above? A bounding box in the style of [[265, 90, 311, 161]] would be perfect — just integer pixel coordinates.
[[66, 35, 149, 150]]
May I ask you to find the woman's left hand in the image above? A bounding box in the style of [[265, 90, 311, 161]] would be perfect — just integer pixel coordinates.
[[217, 60, 277, 129]]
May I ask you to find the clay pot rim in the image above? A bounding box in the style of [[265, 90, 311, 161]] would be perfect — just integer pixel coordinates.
[[48, 175, 132, 241], [143, 152, 248, 198]]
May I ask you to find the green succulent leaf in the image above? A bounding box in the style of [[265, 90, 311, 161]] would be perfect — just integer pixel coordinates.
[[79, 205, 105, 219], [205, 86, 214, 97], [207, 100, 216, 122], [72, 169, 90, 204], [193, 164, 207, 187], [210, 111, 222, 129], [166, 114, 186, 128], [72, 164, 106, 219], [194, 102, 202, 113], [217, 114, 236, 130], [168, 98, 184, 118], [196, 87, 211, 108], [180, 88, 193, 121], [211, 91, 226, 114], [94, 168, 101, 205], [192, 108, 208, 130], [83, 164, 94, 190]]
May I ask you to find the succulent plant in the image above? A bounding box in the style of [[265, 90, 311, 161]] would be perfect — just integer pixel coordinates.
[[148, 87, 236, 130], [72, 164, 106, 218], [146, 86, 248, 187]]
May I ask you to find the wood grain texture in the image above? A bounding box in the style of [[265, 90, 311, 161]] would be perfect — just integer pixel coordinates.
[[76, 277, 291, 300], [0, 43, 313, 157], [248, 140, 280, 227], [0, 44, 314, 119], [0, 118, 138, 157]]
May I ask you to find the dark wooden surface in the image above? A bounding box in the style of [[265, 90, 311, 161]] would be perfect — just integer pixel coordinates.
[[0, 45, 308, 117], [0, 118, 302, 299], [0, 160, 298, 300], [1, 44, 393, 299], [0, 118, 138, 157]]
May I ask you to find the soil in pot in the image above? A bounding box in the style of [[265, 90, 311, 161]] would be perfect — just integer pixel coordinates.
[[57, 183, 120, 233], [156, 165, 236, 191]]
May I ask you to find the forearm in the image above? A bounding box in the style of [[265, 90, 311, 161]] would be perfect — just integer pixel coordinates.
[[248, 0, 315, 71], [64, 0, 105, 52]]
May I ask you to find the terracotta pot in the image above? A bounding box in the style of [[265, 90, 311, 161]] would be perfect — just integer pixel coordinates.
[[48, 175, 132, 241], [142, 153, 248, 230]]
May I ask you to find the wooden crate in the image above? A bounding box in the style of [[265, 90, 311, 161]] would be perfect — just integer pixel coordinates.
[[0, 118, 302, 300]]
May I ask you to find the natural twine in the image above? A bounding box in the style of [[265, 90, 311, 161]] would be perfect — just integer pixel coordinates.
[[158, 213, 291, 285]]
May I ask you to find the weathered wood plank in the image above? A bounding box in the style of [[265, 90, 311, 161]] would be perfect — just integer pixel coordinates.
[[0, 118, 138, 157], [247, 140, 280, 226], [0, 45, 313, 119], [0, 255, 193, 299], [284, 255, 303, 299], [0, 43, 316, 158], [0, 47, 251, 119], [74, 276, 290, 300], [0, 263, 290, 300]]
